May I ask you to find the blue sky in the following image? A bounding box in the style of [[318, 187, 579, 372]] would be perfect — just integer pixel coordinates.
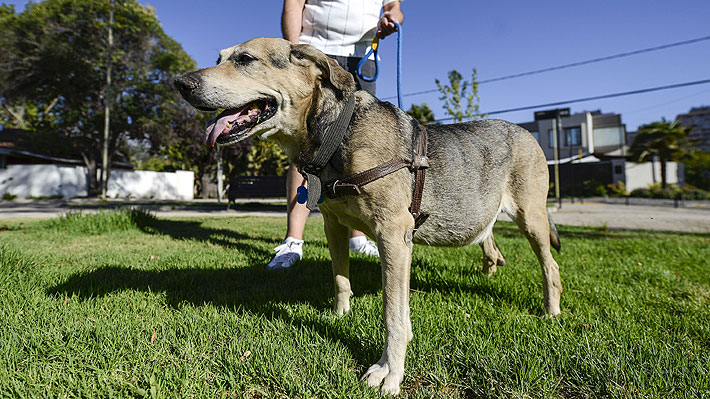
[[7, 0, 710, 131]]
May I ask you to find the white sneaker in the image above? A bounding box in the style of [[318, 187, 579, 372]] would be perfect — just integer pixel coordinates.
[[267, 237, 304, 271], [349, 236, 380, 257]]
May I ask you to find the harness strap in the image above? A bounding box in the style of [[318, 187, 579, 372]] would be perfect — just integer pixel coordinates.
[[299, 93, 356, 210], [409, 124, 430, 230], [325, 158, 411, 198], [323, 123, 430, 231]]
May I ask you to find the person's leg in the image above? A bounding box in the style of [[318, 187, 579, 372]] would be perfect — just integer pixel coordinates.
[[285, 164, 309, 240], [267, 164, 309, 270], [343, 56, 379, 256], [269, 56, 379, 269]]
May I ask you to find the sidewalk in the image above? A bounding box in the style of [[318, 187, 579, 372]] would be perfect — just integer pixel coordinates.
[[0, 198, 292, 220], [499, 202, 710, 234], [1, 198, 708, 233]]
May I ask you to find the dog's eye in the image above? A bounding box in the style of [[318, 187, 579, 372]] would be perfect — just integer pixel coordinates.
[[233, 53, 257, 65]]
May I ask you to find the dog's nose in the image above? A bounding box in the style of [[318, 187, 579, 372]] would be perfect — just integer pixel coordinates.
[[174, 74, 200, 93]]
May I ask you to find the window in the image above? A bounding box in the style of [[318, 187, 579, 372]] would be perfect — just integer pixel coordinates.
[[593, 126, 625, 147], [548, 129, 556, 148], [530, 131, 540, 143], [565, 127, 582, 146]]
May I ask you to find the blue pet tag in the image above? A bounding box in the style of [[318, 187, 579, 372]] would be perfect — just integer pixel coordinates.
[[296, 186, 325, 205], [296, 186, 308, 204]]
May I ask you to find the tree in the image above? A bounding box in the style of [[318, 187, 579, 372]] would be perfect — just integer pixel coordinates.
[[0, 0, 196, 196], [629, 118, 690, 188], [683, 151, 710, 190], [435, 69, 486, 123], [407, 103, 436, 125]]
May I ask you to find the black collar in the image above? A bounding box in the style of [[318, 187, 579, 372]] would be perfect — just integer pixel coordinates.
[[299, 92, 356, 210]]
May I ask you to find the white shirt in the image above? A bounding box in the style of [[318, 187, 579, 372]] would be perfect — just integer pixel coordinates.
[[299, 0, 399, 58]]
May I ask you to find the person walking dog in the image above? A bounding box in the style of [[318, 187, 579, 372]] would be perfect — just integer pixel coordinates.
[[268, 0, 404, 270]]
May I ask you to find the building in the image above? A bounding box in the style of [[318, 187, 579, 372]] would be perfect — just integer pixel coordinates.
[[517, 109, 627, 162], [675, 106, 710, 152], [517, 109, 680, 194]]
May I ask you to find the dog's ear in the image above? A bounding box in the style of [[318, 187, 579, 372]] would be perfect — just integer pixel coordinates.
[[290, 44, 354, 94]]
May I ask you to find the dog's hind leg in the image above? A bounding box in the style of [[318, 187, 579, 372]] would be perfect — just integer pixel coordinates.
[[323, 212, 352, 316], [480, 232, 506, 276], [507, 201, 562, 316], [362, 213, 414, 396]]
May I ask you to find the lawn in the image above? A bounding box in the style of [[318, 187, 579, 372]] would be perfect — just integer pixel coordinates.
[[0, 210, 708, 398]]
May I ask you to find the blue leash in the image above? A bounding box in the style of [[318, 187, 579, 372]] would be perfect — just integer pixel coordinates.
[[356, 21, 403, 108]]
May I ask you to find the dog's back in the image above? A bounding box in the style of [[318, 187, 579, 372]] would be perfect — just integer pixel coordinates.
[[414, 119, 548, 246]]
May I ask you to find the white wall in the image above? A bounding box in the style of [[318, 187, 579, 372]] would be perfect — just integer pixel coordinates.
[[107, 169, 194, 200], [625, 161, 679, 191], [0, 164, 194, 200]]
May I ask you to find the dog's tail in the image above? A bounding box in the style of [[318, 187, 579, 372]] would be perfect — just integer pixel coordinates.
[[548, 209, 561, 252]]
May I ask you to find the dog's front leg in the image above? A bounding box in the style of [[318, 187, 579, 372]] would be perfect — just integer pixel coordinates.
[[363, 214, 414, 396], [323, 212, 352, 316]]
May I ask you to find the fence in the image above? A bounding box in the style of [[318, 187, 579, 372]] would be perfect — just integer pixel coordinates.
[[0, 164, 194, 200]]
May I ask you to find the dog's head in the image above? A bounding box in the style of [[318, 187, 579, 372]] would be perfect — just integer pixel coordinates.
[[175, 37, 355, 148]]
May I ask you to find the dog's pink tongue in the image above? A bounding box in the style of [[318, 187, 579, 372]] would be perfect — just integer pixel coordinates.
[[204, 111, 238, 147]]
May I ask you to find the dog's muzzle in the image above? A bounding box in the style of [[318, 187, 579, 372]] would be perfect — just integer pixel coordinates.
[[174, 74, 200, 93]]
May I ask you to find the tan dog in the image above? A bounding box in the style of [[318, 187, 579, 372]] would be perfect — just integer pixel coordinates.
[[176, 38, 562, 395]]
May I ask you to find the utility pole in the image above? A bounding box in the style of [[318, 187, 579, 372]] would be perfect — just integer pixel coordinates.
[[534, 108, 569, 209], [554, 112, 563, 208], [101, 0, 114, 199]]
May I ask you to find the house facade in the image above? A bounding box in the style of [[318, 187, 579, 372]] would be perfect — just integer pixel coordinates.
[[517, 109, 627, 161], [516, 109, 680, 194]]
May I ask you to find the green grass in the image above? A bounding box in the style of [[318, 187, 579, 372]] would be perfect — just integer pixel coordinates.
[[0, 210, 708, 398]]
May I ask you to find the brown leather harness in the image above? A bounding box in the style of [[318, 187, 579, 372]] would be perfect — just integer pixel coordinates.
[[322, 122, 430, 230], [298, 93, 430, 231]]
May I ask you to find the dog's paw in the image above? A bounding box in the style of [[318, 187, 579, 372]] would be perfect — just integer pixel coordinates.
[[362, 362, 402, 396], [544, 306, 561, 318], [334, 301, 350, 316], [334, 291, 352, 316]]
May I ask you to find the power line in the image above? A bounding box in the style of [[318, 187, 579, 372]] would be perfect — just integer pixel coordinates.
[[433, 78, 710, 122], [382, 35, 710, 100]]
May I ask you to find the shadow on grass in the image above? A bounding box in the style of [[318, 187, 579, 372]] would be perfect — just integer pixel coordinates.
[[133, 216, 333, 255], [138, 217, 273, 253], [47, 217, 549, 366], [410, 257, 542, 315], [48, 254, 386, 365]]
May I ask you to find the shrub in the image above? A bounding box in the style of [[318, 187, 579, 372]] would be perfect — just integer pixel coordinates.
[[594, 184, 608, 197], [627, 183, 709, 200], [606, 181, 628, 197], [2, 193, 17, 201], [630, 188, 650, 198], [682, 186, 710, 200], [647, 183, 682, 199]]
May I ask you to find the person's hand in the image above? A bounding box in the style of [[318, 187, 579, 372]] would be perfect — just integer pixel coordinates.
[[376, 7, 403, 39]]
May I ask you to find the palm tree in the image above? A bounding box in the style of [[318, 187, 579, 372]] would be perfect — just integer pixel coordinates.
[[629, 118, 689, 188]]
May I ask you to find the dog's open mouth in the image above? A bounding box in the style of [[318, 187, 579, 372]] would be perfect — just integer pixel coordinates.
[[204, 98, 277, 146]]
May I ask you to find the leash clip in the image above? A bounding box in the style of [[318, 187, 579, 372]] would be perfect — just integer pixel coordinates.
[[356, 36, 380, 82]]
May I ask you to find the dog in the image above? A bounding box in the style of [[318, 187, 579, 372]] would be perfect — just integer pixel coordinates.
[[176, 37, 562, 395]]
